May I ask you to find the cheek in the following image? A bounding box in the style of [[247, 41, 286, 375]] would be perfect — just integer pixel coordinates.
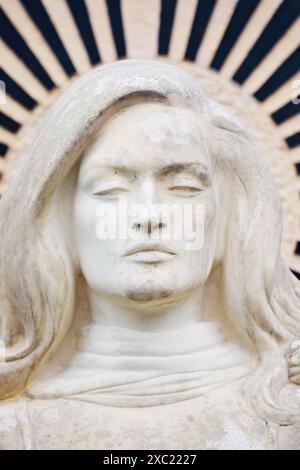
[[183, 195, 218, 279], [204, 197, 217, 232], [73, 192, 97, 240], [189, 193, 217, 249], [74, 193, 117, 248], [73, 194, 110, 277], [202, 195, 220, 272]]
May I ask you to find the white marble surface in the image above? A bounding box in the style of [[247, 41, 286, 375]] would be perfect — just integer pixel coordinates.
[[0, 60, 299, 449]]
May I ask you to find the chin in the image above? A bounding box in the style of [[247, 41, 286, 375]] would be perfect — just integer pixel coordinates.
[[124, 285, 174, 303]]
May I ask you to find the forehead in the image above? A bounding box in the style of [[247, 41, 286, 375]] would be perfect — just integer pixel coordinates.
[[80, 102, 211, 173]]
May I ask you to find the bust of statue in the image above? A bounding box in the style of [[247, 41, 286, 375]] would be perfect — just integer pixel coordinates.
[[0, 60, 299, 450]]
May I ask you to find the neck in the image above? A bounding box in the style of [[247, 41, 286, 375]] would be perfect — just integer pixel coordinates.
[[87, 287, 206, 333]]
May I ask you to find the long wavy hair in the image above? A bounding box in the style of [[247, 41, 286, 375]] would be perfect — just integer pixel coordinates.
[[0, 60, 299, 424]]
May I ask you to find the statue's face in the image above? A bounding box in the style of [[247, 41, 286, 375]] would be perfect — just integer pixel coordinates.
[[74, 103, 219, 304]]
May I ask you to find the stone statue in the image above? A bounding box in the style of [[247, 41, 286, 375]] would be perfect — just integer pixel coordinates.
[[0, 60, 299, 450]]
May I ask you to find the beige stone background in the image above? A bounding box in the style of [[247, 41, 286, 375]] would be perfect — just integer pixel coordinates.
[[0, 0, 299, 274]]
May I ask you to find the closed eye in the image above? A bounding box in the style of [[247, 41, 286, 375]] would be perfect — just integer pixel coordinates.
[[93, 187, 129, 196], [168, 186, 202, 193]]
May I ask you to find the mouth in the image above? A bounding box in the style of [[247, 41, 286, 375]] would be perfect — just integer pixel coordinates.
[[124, 243, 176, 263]]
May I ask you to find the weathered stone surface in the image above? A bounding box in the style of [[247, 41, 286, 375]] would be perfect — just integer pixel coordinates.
[[0, 61, 299, 450]]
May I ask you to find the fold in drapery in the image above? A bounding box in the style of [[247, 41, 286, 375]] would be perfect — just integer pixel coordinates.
[[27, 322, 256, 407]]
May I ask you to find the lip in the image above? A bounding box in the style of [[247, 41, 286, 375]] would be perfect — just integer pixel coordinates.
[[124, 243, 176, 256], [124, 243, 176, 263]]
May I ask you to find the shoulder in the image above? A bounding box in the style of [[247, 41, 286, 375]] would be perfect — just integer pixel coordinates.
[[0, 397, 25, 450], [278, 423, 300, 450], [277, 383, 300, 449]]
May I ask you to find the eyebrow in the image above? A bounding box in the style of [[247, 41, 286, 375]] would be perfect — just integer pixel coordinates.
[[156, 163, 211, 186], [80, 162, 211, 188], [79, 165, 135, 189]]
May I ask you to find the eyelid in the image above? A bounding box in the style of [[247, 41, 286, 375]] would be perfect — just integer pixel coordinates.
[[169, 185, 203, 193], [168, 179, 203, 190], [93, 188, 128, 196], [92, 181, 129, 195], [171, 176, 203, 184]]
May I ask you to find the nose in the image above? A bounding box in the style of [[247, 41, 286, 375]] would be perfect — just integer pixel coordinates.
[[132, 218, 165, 236], [130, 178, 166, 236]]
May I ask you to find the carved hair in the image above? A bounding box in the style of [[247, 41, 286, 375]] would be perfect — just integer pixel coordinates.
[[0, 60, 299, 424]]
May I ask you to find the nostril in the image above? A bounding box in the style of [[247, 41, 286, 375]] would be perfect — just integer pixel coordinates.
[[133, 221, 164, 233]]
